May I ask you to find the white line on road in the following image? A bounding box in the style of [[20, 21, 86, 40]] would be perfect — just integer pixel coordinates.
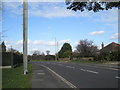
[[115, 76, 120, 79], [66, 66, 75, 69], [86, 70, 99, 74], [40, 64, 78, 89], [80, 69, 86, 71], [79, 64, 119, 71], [80, 68, 98, 74], [58, 64, 63, 66], [37, 72, 45, 75]]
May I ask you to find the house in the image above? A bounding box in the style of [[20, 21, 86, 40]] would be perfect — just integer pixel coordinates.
[[100, 42, 120, 53]]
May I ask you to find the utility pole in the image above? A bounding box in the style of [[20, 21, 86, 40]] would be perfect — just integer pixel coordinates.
[[0, 1, 2, 89], [56, 41, 59, 60], [23, 0, 28, 75], [118, 8, 120, 90], [55, 37, 57, 61], [11, 45, 13, 68]]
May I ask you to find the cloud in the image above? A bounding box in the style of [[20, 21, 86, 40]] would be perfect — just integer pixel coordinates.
[[89, 30, 105, 35], [4, 39, 70, 54], [110, 33, 120, 40], [16, 39, 30, 45], [47, 41, 55, 46], [29, 3, 90, 18], [94, 9, 118, 23], [31, 39, 70, 46], [16, 40, 23, 45], [73, 41, 79, 45], [4, 2, 90, 18], [3, 0, 65, 2], [59, 39, 70, 44], [32, 40, 45, 45], [3, 2, 22, 15], [4, 41, 11, 48]]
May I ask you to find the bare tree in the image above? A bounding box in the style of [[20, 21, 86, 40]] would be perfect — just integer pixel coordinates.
[[41, 52, 45, 56], [33, 50, 40, 56], [76, 39, 98, 57], [46, 50, 50, 55]]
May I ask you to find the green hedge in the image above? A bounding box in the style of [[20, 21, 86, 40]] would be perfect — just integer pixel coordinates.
[[94, 51, 120, 61]]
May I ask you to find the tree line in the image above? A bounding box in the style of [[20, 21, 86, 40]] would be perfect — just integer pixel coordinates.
[[58, 39, 119, 61]]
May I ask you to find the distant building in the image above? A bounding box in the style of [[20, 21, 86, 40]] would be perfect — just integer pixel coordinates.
[[100, 42, 120, 53]]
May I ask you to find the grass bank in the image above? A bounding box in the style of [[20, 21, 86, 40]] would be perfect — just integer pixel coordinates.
[[2, 64, 33, 88]]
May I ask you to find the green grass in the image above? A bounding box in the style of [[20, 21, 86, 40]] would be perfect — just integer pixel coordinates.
[[2, 64, 33, 88]]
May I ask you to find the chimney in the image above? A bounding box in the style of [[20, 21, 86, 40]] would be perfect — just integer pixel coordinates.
[[101, 42, 104, 49]]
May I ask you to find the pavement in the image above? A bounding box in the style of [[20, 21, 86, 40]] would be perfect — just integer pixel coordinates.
[[31, 62, 71, 88]]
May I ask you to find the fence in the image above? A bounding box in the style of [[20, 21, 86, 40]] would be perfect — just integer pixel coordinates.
[[28, 55, 55, 60], [2, 52, 23, 67]]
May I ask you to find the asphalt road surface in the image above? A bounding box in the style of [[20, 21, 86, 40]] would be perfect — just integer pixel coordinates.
[[31, 61, 119, 88]]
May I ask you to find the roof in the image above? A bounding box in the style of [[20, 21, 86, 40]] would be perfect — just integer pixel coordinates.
[[100, 42, 120, 52]]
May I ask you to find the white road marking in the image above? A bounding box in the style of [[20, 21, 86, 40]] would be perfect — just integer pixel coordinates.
[[86, 70, 99, 74], [115, 76, 120, 79], [80, 69, 86, 71], [79, 64, 119, 71], [58, 64, 63, 66], [39, 70, 44, 72], [37, 72, 45, 75], [40, 64, 78, 89], [66, 66, 75, 69], [80, 68, 98, 74]]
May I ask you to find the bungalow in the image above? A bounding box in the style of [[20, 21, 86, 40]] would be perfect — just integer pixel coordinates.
[[100, 42, 120, 53]]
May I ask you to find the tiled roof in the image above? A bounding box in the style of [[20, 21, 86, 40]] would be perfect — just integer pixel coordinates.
[[100, 42, 120, 52]]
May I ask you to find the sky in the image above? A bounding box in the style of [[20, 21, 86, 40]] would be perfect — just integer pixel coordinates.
[[1, 2, 119, 55]]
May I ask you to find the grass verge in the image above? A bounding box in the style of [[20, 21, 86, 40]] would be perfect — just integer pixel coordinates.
[[2, 64, 33, 88]]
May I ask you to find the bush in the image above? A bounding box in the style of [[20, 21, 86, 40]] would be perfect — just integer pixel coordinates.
[[45, 55, 55, 60], [95, 51, 120, 61]]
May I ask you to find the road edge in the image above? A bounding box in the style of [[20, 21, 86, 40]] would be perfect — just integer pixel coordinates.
[[40, 64, 79, 90]]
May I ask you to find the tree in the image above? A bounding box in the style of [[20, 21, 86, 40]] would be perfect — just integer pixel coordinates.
[[76, 39, 98, 57], [66, 1, 120, 12], [72, 50, 79, 58], [1, 41, 6, 52], [58, 43, 72, 59], [41, 52, 45, 56], [32, 50, 40, 56], [46, 50, 50, 55]]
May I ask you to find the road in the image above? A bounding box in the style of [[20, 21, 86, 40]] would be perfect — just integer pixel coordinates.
[[31, 61, 119, 88]]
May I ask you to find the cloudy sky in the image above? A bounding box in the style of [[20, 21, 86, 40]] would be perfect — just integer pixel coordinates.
[[2, 2, 118, 55]]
